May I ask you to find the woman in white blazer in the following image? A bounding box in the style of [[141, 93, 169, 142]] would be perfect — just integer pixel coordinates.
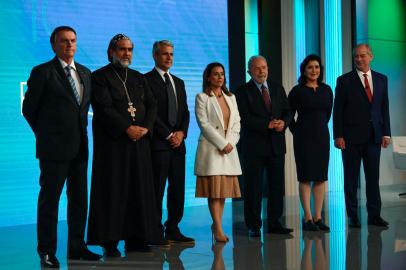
[[194, 62, 242, 243]]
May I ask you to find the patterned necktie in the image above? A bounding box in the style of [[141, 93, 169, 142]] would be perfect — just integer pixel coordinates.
[[363, 73, 373, 102], [261, 84, 271, 112], [65, 65, 81, 105], [164, 73, 177, 126]]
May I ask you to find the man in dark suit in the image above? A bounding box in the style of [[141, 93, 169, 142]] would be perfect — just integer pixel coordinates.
[[333, 44, 391, 228], [235, 55, 293, 236], [145, 40, 194, 243], [23, 26, 101, 268]]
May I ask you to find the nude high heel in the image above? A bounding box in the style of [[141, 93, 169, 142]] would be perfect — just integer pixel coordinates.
[[211, 224, 228, 243]]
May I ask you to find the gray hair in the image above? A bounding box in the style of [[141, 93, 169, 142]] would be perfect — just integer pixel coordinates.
[[353, 43, 373, 56], [152, 40, 174, 55], [247, 55, 267, 71]]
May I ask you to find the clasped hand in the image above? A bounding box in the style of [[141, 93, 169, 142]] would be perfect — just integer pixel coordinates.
[[219, 143, 233, 155], [126, 125, 148, 141], [169, 131, 184, 148], [268, 119, 285, 132]]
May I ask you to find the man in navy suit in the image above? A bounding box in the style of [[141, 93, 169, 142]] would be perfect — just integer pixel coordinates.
[[23, 26, 101, 268], [333, 44, 391, 228], [236, 55, 293, 236], [145, 40, 194, 244]]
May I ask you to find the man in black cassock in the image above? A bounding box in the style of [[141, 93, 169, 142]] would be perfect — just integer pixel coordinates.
[[86, 34, 158, 257]]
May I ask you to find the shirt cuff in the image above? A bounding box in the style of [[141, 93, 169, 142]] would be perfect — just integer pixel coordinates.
[[166, 132, 174, 140]]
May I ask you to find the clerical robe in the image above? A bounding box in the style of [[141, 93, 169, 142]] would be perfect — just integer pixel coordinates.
[[87, 64, 158, 245]]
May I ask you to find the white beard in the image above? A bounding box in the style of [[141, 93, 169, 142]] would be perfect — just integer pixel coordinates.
[[112, 54, 131, 68]]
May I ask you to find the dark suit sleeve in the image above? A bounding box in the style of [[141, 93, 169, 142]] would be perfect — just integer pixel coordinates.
[[154, 115, 172, 138], [381, 75, 391, 136], [145, 72, 172, 139], [235, 87, 269, 132], [178, 79, 190, 137], [91, 71, 132, 138], [22, 65, 47, 134], [333, 76, 345, 139], [141, 77, 157, 135]]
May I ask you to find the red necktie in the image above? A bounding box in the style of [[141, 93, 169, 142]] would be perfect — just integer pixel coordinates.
[[261, 84, 271, 111], [363, 73, 373, 102]]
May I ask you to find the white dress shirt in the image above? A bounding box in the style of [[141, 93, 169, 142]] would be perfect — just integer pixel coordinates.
[[58, 58, 83, 102], [356, 69, 373, 94]]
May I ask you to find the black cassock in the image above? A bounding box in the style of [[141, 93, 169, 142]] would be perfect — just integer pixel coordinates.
[[87, 64, 158, 245]]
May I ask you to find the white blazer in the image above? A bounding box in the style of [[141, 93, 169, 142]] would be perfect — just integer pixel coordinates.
[[194, 92, 242, 176]]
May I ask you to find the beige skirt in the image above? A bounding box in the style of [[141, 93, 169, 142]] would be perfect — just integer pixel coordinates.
[[195, 175, 241, 198]]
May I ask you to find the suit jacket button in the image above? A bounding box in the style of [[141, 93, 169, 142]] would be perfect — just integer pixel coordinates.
[[216, 126, 219, 129]]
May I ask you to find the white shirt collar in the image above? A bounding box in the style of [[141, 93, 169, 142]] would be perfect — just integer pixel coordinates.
[[155, 66, 170, 78], [253, 79, 269, 91], [356, 68, 371, 77], [58, 57, 76, 71]]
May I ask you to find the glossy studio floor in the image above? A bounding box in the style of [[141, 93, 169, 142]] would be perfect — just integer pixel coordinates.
[[0, 185, 405, 270]]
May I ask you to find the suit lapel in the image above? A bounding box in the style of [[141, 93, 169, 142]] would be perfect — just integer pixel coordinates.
[[173, 77, 183, 111], [267, 80, 275, 116], [352, 70, 370, 104], [248, 79, 270, 116], [209, 92, 225, 130], [151, 68, 166, 88], [371, 70, 381, 105], [152, 69, 183, 121], [223, 94, 233, 128], [76, 64, 89, 109], [52, 57, 79, 106]]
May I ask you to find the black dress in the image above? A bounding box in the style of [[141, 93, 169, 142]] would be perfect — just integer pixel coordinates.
[[288, 83, 333, 182]]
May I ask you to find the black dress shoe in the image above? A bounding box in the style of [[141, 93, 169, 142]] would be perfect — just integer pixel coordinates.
[[348, 218, 361, 228], [40, 254, 60, 268], [269, 226, 294, 235], [165, 232, 195, 243], [368, 216, 389, 227], [248, 229, 261, 237], [125, 242, 152, 253], [314, 219, 330, 232], [302, 219, 319, 231], [102, 246, 121, 257], [269, 222, 294, 234], [149, 239, 171, 248], [68, 248, 102, 261]]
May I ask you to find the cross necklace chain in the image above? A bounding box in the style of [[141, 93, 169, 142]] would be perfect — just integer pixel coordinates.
[[111, 66, 136, 122]]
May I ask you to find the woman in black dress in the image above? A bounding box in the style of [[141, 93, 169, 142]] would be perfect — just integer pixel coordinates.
[[288, 55, 333, 232]]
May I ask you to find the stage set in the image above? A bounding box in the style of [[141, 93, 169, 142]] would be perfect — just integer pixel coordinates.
[[0, 0, 405, 269]]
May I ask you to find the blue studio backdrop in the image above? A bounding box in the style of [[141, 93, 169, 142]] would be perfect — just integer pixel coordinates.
[[0, 0, 229, 227]]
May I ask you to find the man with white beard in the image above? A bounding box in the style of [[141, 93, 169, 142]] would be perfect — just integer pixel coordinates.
[[86, 34, 158, 256]]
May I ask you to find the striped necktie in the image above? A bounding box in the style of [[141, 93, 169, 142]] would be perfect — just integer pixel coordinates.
[[65, 65, 81, 105]]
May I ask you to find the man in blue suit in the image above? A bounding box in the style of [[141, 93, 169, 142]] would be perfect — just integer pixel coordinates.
[[333, 44, 391, 228]]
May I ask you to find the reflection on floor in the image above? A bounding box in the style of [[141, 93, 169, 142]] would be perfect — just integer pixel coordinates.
[[0, 185, 405, 269]]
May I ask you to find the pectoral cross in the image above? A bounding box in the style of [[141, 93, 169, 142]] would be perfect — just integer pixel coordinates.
[[127, 102, 136, 118]]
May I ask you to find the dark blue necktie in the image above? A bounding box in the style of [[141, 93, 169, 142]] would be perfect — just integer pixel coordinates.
[[164, 73, 177, 126]]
